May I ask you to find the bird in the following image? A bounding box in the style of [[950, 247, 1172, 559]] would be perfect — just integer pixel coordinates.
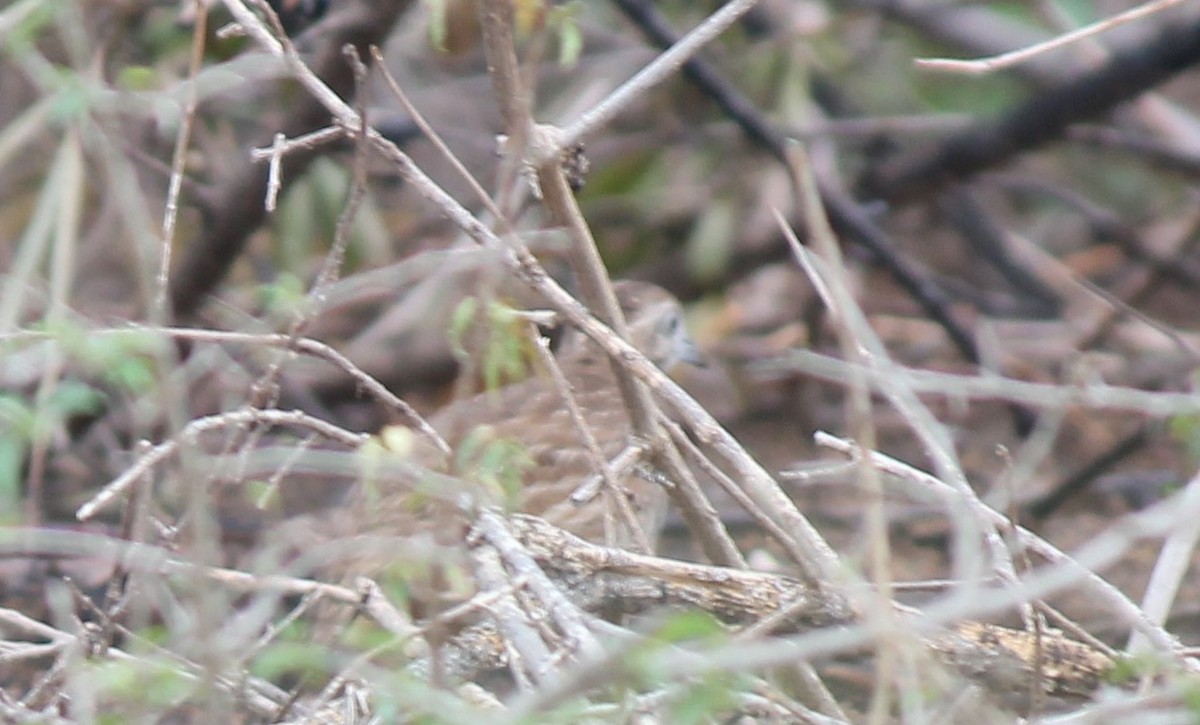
[[256, 280, 700, 621], [350, 279, 702, 557]]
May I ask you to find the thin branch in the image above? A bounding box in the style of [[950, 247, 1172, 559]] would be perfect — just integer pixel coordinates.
[[916, 0, 1188, 75], [555, 0, 761, 156], [156, 0, 207, 321], [812, 432, 1187, 660], [75, 408, 368, 521]]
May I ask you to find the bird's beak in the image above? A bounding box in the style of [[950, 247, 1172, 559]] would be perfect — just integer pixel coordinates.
[[679, 336, 707, 368]]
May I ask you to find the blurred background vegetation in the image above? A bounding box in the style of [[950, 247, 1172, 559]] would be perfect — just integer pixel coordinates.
[[4, 0, 1200, 719]]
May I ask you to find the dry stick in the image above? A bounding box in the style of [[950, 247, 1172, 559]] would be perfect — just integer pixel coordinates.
[[792, 148, 1012, 590], [4, 597, 286, 718], [369, 45, 510, 227], [1034, 600, 1119, 660], [221, 0, 835, 587], [569, 443, 645, 505], [10, 516, 1111, 714], [209, 46, 381, 498], [778, 154, 905, 722], [174, 13, 380, 632], [2, 697, 67, 724], [156, 0, 206, 320], [4, 526, 420, 647], [522, 275, 841, 583], [659, 416, 810, 570], [76, 408, 368, 521], [1001, 217, 1200, 361], [767, 347, 1200, 417], [502, 575, 831, 722], [476, 0, 535, 205], [0, 607, 72, 644], [253, 431, 319, 508], [814, 432, 1187, 660], [247, 33, 372, 415], [379, 33, 703, 557], [1128, 463, 1200, 656], [0, 641, 64, 666], [476, 509, 604, 662], [790, 147, 1019, 720], [372, 45, 649, 529], [916, 0, 1188, 74], [68, 573, 290, 712], [1040, 690, 1198, 725], [654, 426, 743, 565], [538, 156, 747, 569], [657, 410, 844, 638], [997, 450, 1049, 716], [513, 636, 835, 725], [173, 0, 413, 317], [186, 567, 420, 643], [250, 125, 342, 160], [524, 327, 654, 554], [475, 0, 641, 462], [26, 646, 69, 718], [292, 578, 432, 720], [553, 0, 761, 157], [19, 650, 70, 713], [243, 589, 325, 661], [787, 142, 1113, 715], [96, 444, 152, 651], [507, 514, 1113, 714], [351, 523, 845, 719], [871, 17, 1200, 205], [476, 0, 744, 569], [727, 585, 852, 722], [471, 545, 553, 687], [2, 325, 448, 454], [264, 131, 285, 210], [114, 638, 286, 718], [212, 328, 449, 453]]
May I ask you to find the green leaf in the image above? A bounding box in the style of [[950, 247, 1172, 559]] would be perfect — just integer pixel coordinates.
[[1105, 653, 1161, 683], [0, 0, 58, 52], [557, 22, 581, 68], [105, 356, 154, 393], [1052, 0, 1098, 27], [548, 2, 584, 68], [116, 65, 159, 91], [0, 435, 24, 523], [670, 672, 740, 724], [1182, 677, 1200, 715], [626, 611, 729, 688], [451, 298, 537, 394], [651, 609, 725, 644], [89, 657, 193, 706], [448, 296, 479, 360], [1169, 413, 1200, 465], [455, 427, 532, 505], [47, 73, 93, 124], [252, 640, 333, 683], [0, 393, 35, 437], [424, 0, 448, 52], [685, 197, 738, 283], [257, 273, 307, 319], [45, 379, 104, 419]]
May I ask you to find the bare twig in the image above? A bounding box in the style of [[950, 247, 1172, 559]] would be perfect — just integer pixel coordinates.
[[76, 408, 368, 521], [555, 0, 762, 156], [813, 432, 1188, 660], [916, 0, 1188, 75], [522, 326, 653, 553], [156, 0, 207, 320]]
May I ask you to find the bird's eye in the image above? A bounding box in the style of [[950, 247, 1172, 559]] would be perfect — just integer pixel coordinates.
[[661, 312, 682, 336]]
